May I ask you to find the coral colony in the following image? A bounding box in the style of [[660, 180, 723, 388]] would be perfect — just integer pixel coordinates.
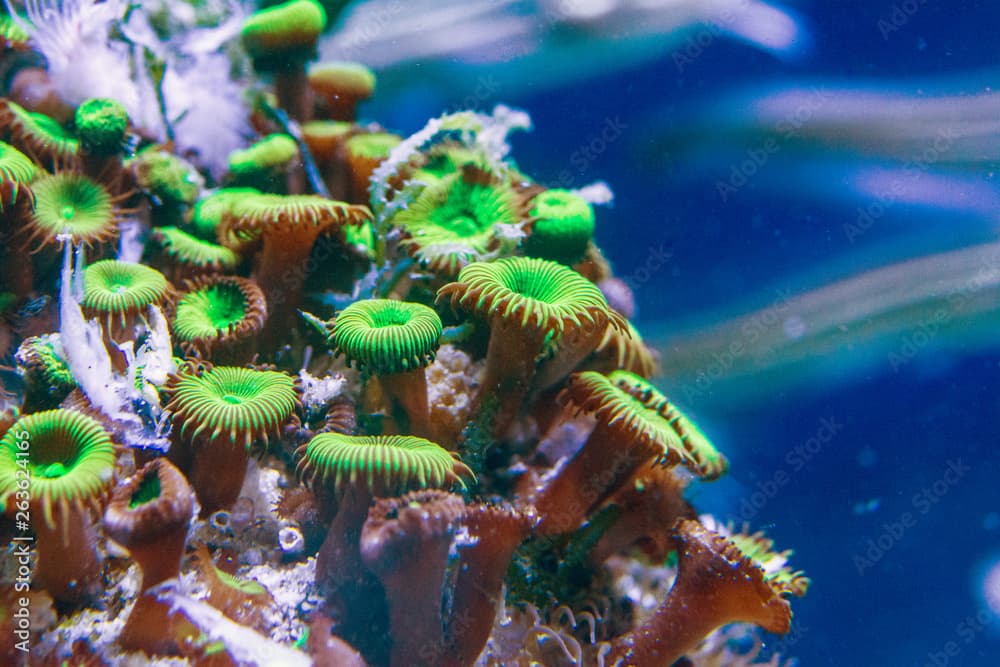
[[0, 1, 808, 665]]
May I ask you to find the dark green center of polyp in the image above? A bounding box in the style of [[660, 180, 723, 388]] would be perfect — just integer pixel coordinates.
[[37, 462, 67, 478], [373, 309, 410, 328], [223, 395, 242, 405], [510, 273, 550, 301], [110, 276, 132, 294], [130, 472, 162, 508], [447, 214, 478, 235], [204, 287, 246, 329], [61, 205, 76, 220]]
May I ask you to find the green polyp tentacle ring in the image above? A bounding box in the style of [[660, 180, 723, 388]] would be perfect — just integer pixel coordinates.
[[331, 299, 443, 375], [0, 409, 115, 530], [297, 433, 474, 498], [165, 365, 299, 450]]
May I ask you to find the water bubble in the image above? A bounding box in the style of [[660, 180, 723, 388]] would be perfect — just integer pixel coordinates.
[[279, 526, 305, 555]]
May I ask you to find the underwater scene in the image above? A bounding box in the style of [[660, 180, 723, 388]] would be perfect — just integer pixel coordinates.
[[0, 0, 997, 665]]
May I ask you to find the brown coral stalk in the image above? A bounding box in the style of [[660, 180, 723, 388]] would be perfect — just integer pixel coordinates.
[[589, 465, 695, 565], [171, 439, 249, 518], [377, 369, 431, 438], [315, 486, 389, 665], [443, 503, 537, 667], [104, 459, 195, 591], [475, 315, 549, 437], [33, 503, 102, 604], [360, 490, 465, 667], [525, 420, 655, 536], [307, 612, 368, 667], [606, 520, 794, 666]]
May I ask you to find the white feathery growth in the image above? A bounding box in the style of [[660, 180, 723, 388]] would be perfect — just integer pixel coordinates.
[[9, 0, 146, 116], [573, 181, 615, 206], [58, 237, 172, 450], [370, 105, 532, 222], [163, 50, 252, 179], [122, 1, 252, 178], [154, 581, 313, 667]]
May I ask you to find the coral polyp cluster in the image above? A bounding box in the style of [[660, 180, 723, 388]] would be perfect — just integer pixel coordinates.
[[0, 2, 808, 665]]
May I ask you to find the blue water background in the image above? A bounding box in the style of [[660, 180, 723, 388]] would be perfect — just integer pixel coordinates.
[[365, 2, 1000, 664]]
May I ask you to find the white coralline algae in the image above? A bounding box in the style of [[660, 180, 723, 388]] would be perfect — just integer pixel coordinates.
[[157, 582, 314, 667], [297, 369, 346, 413], [58, 239, 173, 451], [9, 0, 144, 116], [7, 0, 251, 177], [370, 105, 533, 223]]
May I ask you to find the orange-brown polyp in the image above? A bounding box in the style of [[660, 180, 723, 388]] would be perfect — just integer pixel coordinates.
[[585, 318, 660, 379], [589, 464, 695, 565], [297, 433, 472, 665], [2, 410, 117, 607], [317, 397, 357, 435], [313, 483, 389, 663], [164, 363, 300, 516], [307, 612, 369, 667], [221, 196, 371, 344], [308, 63, 375, 122], [174, 275, 268, 365], [474, 312, 550, 435], [531, 318, 615, 394], [374, 369, 432, 438], [302, 121, 355, 200], [438, 258, 625, 439], [360, 490, 465, 667], [607, 520, 800, 666], [443, 503, 537, 667], [192, 545, 273, 631], [343, 133, 400, 205], [0, 98, 78, 167], [33, 503, 104, 604], [165, 426, 250, 519], [104, 458, 195, 591], [0, 174, 34, 299], [523, 373, 665, 536], [116, 592, 200, 658], [104, 459, 199, 655]]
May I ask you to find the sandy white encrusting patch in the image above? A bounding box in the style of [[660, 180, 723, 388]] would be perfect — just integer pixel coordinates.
[[604, 555, 677, 625], [32, 561, 143, 665], [242, 558, 319, 646], [156, 578, 313, 667], [426, 344, 484, 437], [238, 458, 285, 517], [298, 369, 347, 412]]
